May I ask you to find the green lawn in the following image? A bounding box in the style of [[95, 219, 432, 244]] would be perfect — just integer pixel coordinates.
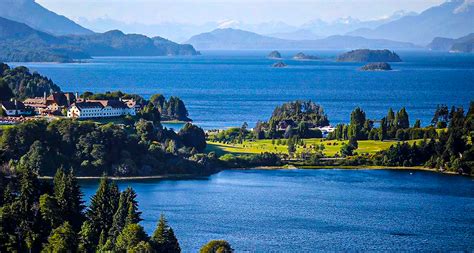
[[206, 138, 421, 157], [0, 124, 14, 130]]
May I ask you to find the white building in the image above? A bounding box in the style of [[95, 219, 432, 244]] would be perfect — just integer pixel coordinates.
[[67, 99, 136, 119], [318, 126, 336, 138]]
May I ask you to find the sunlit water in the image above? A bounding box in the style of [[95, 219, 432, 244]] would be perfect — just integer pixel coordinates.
[[80, 169, 474, 252], [10, 50, 474, 129]]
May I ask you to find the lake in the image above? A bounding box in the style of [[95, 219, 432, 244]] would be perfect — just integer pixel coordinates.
[[10, 50, 474, 130], [80, 169, 474, 252]]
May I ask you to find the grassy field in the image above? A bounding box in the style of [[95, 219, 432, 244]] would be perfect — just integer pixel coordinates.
[[0, 124, 14, 130], [206, 138, 420, 157]]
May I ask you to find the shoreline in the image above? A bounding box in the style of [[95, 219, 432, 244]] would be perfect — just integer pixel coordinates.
[[41, 166, 467, 181], [236, 165, 466, 176], [39, 173, 197, 181]]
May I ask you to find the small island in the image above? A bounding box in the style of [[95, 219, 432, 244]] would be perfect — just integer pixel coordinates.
[[336, 49, 402, 62], [268, 50, 282, 59], [360, 62, 392, 71], [272, 61, 287, 68], [293, 52, 319, 60]]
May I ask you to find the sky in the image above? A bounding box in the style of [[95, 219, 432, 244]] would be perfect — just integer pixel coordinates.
[[36, 0, 445, 25]]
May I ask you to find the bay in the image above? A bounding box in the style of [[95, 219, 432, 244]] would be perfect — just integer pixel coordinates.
[[80, 169, 474, 252], [10, 50, 474, 130]]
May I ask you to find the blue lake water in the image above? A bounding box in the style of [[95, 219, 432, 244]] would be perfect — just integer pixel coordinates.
[[80, 169, 474, 252], [10, 50, 474, 129]]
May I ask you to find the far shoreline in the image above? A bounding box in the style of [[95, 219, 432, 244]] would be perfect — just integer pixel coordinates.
[[37, 166, 469, 181]]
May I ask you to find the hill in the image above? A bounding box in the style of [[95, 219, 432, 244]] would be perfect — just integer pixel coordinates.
[[64, 30, 199, 56], [347, 0, 474, 45], [186, 28, 418, 50], [336, 49, 402, 62], [0, 18, 199, 62], [0, 17, 89, 62], [428, 33, 474, 53], [0, 0, 93, 36], [0, 62, 61, 100]]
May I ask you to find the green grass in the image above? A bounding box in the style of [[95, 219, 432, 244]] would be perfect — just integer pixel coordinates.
[[0, 124, 14, 130], [206, 138, 421, 157]]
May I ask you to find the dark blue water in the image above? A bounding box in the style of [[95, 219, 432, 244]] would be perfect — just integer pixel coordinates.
[[80, 169, 474, 252], [10, 50, 474, 129]]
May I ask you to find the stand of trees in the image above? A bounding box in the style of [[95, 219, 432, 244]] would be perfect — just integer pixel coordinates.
[[150, 94, 191, 122], [0, 63, 61, 100], [253, 100, 327, 140], [0, 167, 189, 252], [329, 107, 437, 141], [0, 118, 214, 177], [375, 103, 474, 174]]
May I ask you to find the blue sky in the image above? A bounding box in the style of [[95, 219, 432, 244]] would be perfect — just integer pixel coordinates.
[[37, 0, 445, 25]]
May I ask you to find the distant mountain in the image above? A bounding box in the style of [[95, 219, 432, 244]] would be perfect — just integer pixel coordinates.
[[428, 33, 474, 52], [0, 17, 199, 62], [0, 17, 89, 62], [268, 29, 321, 40], [186, 28, 419, 50], [64, 30, 199, 57], [347, 0, 474, 45], [0, 0, 93, 36], [301, 10, 416, 37]]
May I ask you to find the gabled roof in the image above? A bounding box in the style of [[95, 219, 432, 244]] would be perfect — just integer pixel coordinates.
[[73, 101, 104, 110], [87, 100, 128, 109], [1, 101, 26, 110]]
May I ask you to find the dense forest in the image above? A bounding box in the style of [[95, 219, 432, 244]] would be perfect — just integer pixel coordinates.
[[0, 169, 233, 252], [251, 100, 328, 140], [0, 63, 61, 100], [0, 119, 212, 177]]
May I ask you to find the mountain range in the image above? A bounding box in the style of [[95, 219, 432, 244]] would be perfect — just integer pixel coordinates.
[[347, 0, 474, 45], [0, 17, 198, 62], [0, 0, 93, 36], [185, 28, 418, 50], [428, 33, 474, 52]]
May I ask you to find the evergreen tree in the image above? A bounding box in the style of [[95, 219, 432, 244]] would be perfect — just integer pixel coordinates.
[[414, 119, 421, 128], [17, 167, 42, 251], [200, 240, 233, 253], [39, 194, 61, 231], [396, 107, 410, 129], [53, 168, 85, 231], [84, 177, 120, 246], [115, 224, 151, 252], [109, 187, 142, 241], [42, 222, 77, 253], [151, 214, 181, 253]]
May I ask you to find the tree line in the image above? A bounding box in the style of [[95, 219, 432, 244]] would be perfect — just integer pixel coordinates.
[[0, 63, 61, 101], [0, 119, 212, 177], [0, 167, 233, 252]]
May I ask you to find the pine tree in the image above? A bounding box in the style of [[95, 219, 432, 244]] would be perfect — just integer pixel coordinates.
[[151, 214, 181, 253], [42, 222, 77, 252], [53, 168, 85, 231], [109, 187, 142, 242], [84, 177, 120, 246], [115, 223, 151, 252], [17, 167, 42, 251]]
